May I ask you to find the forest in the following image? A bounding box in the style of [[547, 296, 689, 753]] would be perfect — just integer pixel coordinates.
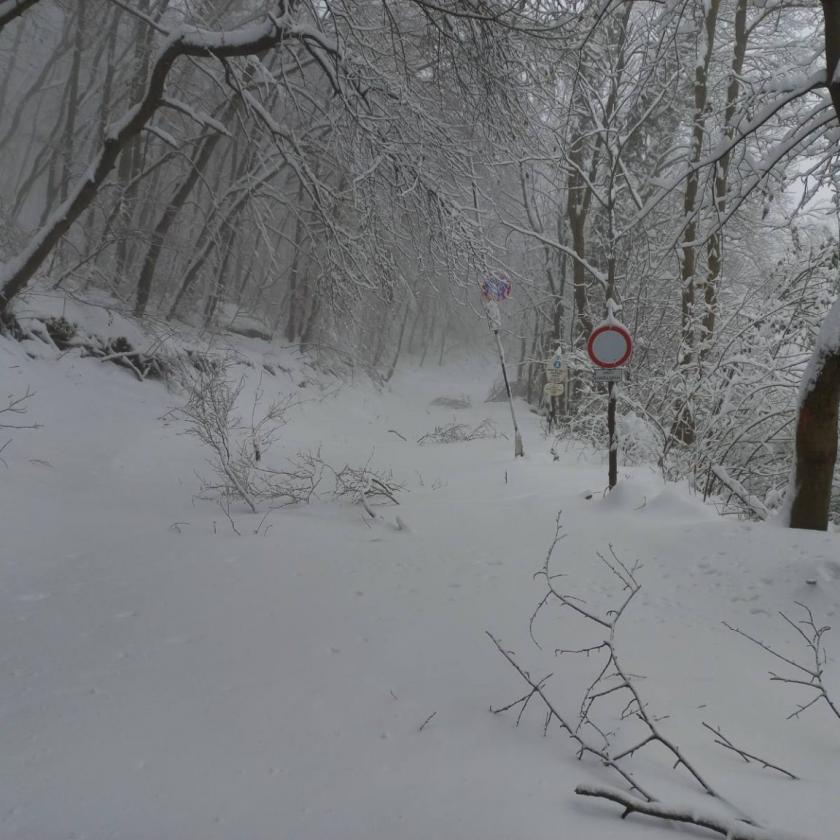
[[3, 2, 840, 839], [1, 0, 839, 524]]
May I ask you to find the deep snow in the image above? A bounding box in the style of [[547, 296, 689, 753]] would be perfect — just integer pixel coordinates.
[[2, 327, 840, 840]]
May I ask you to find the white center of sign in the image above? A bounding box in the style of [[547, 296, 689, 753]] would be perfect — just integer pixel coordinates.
[[591, 330, 628, 365]]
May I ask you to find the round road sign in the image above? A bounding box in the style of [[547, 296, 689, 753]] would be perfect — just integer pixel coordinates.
[[480, 273, 512, 302], [587, 323, 633, 369]]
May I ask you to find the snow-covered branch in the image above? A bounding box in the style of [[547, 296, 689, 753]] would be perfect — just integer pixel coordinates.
[[0, 0, 40, 31], [500, 219, 608, 289], [160, 97, 231, 136], [628, 74, 829, 234], [575, 785, 811, 840], [0, 7, 341, 315]]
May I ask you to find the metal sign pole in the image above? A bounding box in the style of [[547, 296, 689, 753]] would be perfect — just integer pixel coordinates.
[[544, 347, 566, 432], [588, 319, 633, 490], [493, 328, 524, 457], [481, 274, 523, 459], [608, 381, 617, 488]]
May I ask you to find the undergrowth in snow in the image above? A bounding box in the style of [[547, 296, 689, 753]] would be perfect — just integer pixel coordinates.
[[2, 312, 840, 840]]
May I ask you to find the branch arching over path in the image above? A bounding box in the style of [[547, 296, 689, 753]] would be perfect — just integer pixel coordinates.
[[0, 5, 340, 316], [0, 0, 40, 32]]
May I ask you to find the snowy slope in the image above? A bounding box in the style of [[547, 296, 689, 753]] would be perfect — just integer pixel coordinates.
[[2, 333, 840, 840]]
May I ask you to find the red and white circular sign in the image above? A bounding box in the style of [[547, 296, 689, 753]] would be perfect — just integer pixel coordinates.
[[587, 323, 633, 369]]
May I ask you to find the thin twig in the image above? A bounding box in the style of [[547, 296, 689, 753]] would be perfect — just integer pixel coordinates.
[[417, 711, 437, 732], [702, 722, 798, 780]]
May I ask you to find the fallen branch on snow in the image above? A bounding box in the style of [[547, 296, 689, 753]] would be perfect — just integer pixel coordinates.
[[418, 419, 501, 445], [575, 784, 811, 840], [710, 464, 768, 520]]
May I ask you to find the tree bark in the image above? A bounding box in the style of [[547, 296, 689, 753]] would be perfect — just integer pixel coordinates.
[[701, 0, 747, 352], [60, 0, 85, 203], [788, 352, 840, 530], [787, 4, 840, 529], [285, 180, 309, 341], [384, 302, 411, 382], [133, 126, 228, 317], [0, 9, 25, 115], [114, 0, 157, 283], [167, 158, 289, 320], [672, 0, 720, 446], [567, 143, 593, 340]]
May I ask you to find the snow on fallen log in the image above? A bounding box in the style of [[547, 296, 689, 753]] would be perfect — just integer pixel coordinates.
[[575, 784, 812, 840], [710, 464, 768, 520]]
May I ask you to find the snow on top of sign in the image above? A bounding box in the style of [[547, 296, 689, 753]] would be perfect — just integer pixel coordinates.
[[592, 299, 626, 331]]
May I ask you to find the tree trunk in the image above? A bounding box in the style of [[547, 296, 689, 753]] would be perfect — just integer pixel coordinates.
[[672, 0, 720, 445], [299, 290, 320, 348], [567, 168, 593, 341], [202, 222, 236, 327], [788, 351, 840, 530], [133, 119, 230, 317], [786, 4, 840, 529], [60, 0, 85, 203], [285, 180, 309, 342], [0, 10, 26, 115], [168, 159, 289, 320], [114, 0, 156, 283], [384, 303, 411, 382], [701, 0, 747, 353], [0, 26, 70, 153]]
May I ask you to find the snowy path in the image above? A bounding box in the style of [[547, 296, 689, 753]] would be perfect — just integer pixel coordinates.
[[2, 345, 840, 839]]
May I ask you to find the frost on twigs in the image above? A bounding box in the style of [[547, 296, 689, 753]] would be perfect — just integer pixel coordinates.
[[417, 419, 501, 445], [487, 515, 807, 838], [328, 459, 403, 508], [291, 451, 404, 519], [176, 360, 403, 517], [176, 359, 298, 513]]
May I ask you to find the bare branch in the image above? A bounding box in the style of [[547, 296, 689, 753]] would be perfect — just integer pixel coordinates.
[[0, 0, 40, 32], [702, 722, 799, 780], [725, 605, 840, 725]]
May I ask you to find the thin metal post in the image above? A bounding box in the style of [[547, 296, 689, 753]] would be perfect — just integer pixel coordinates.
[[608, 381, 617, 488], [494, 329, 524, 457]]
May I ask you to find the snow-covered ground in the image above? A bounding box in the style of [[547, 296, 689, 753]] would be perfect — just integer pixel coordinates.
[[2, 328, 840, 840]]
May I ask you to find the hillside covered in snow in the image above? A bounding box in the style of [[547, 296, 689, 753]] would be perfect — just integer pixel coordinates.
[[3, 313, 840, 840]]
